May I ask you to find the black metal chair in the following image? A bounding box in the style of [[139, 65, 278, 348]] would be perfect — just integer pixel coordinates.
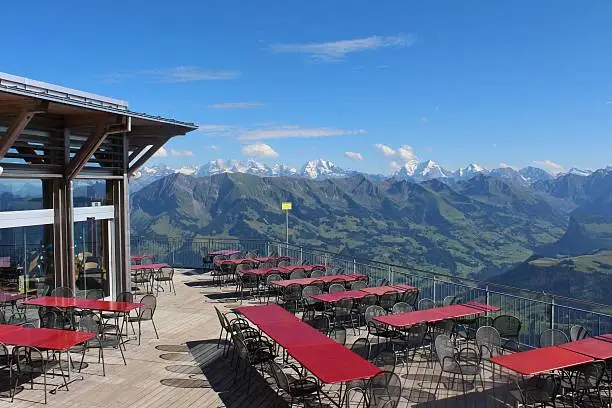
[[565, 360, 607, 407], [364, 371, 402, 408], [433, 334, 484, 400], [350, 280, 367, 290], [400, 289, 419, 309], [289, 269, 306, 279], [539, 328, 568, 347], [329, 327, 347, 345], [305, 314, 330, 334], [265, 273, 283, 304], [328, 283, 346, 294], [475, 326, 502, 379], [492, 315, 522, 351], [570, 324, 590, 342], [128, 294, 159, 345], [268, 360, 322, 407], [50, 286, 74, 298], [442, 295, 458, 306], [280, 284, 302, 313], [11, 345, 67, 404], [77, 315, 126, 376], [379, 292, 398, 312], [154, 266, 176, 295], [327, 298, 356, 334], [509, 374, 561, 408], [365, 305, 398, 343], [301, 285, 323, 313], [418, 298, 435, 310], [391, 302, 413, 314]]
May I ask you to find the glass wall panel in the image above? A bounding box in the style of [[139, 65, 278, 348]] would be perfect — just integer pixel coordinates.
[[74, 218, 111, 297]]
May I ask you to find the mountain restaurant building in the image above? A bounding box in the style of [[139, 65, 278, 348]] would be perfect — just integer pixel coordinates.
[[0, 72, 196, 298]]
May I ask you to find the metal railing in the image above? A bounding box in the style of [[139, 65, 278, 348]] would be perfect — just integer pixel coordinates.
[[130, 236, 612, 347]]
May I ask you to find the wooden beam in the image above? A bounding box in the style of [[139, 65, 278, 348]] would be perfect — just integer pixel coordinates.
[[65, 121, 129, 180], [0, 101, 48, 158], [127, 147, 143, 163], [127, 139, 168, 177], [14, 146, 44, 164]]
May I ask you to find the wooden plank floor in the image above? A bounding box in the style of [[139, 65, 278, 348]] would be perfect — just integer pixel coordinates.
[[0, 270, 578, 408]]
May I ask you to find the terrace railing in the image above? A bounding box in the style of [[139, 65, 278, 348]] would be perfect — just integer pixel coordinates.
[[130, 236, 612, 348]]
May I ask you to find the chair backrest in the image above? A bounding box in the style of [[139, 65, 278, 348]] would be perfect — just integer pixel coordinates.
[[40, 310, 60, 329], [350, 338, 370, 360], [570, 325, 590, 342], [7, 313, 26, 326], [229, 252, 243, 260], [434, 334, 456, 369], [117, 291, 134, 303], [575, 360, 606, 390], [334, 298, 354, 315], [277, 260, 290, 267], [306, 315, 330, 333], [86, 289, 105, 300], [51, 286, 74, 298], [139, 294, 157, 320], [301, 259, 310, 265], [401, 290, 419, 307], [78, 315, 100, 334], [289, 270, 306, 279], [245, 251, 257, 258], [539, 329, 568, 347], [372, 350, 397, 373], [159, 267, 174, 279], [266, 273, 282, 285], [214, 306, 227, 331], [391, 302, 413, 314], [328, 283, 345, 294], [364, 305, 386, 324], [434, 319, 456, 335], [358, 294, 378, 310], [404, 324, 427, 349], [442, 295, 458, 306], [418, 298, 435, 310], [301, 285, 322, 299], [0, 311, 5, 325], [476, 316, 494, 329], [268, 360, 291, 392], [310, 279, 325, 289], [366, 371, 402, 408], [329, 327, 347, 345], [492, 315, 522, 338], [350, 280, 367, 290], [476, 326, 502, 358], [283, 284, 302, 301], [309, 269, 325, 278]]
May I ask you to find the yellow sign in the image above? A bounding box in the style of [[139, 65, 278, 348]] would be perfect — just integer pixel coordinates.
[[281, 202, 292, 210]]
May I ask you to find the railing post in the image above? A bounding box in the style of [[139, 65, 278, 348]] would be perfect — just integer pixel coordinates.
[[266, 241, 270, 256], [597, 315, 601, 336], [171, 239, 175, 266], [550, 296, 556, 330], [277, 243, 281, 257], [433, 276, 437, 303], [300, 247, 303, 264], [353, 258, 357, 274], [485, 285, 490, 306], [388, 266, 392, 284]]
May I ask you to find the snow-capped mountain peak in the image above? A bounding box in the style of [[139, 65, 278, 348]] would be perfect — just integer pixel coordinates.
[[395, 160, 451, 181], [565, 167, 593, 177], [454, 163, 487, 179], [300, 159, 351, 179]]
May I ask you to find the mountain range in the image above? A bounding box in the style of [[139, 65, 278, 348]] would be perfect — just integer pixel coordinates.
[[129, 158, 598, 192], [130, 166, 612, 303]]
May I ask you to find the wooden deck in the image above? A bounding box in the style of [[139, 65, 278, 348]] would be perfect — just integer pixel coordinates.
[[0, 269, 576, 408]]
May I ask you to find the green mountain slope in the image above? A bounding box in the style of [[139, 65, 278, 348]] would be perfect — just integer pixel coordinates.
[[131, 172, 567, 278]]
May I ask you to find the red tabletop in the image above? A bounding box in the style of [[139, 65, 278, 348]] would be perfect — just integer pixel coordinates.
[[131, 263, 169, 271], [290, 343, 382, 384], [359, 286, 400, 296], [237, 304, 299, 324], [597, 334, 612, 342], [251, 256, 290, 263], [260, 322, 336, 349], [0, 292, 26, 303], [374, 304, 492, 328], [0, 326, 95, 350], [391, 284, 418, 292], [490, 346, 593, 376], [241, 267, 284, 276], [559, 337, 612, 360], [309, 290, 369, 303], [463, 301, 501, 313], [215, 259, 258, 266], [0, 324, 24, 334], [131, 255, 153, 262], [272, 274, 366, 288], [209, 249, 240, 256], [23, 296, 78, 308]]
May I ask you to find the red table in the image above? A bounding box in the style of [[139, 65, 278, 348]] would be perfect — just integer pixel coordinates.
[[241, 267, 284, 276], [559, 337, 612, 360], [0, 292, 26, 304], [374, 303, 494, 328], [238, 304, 381, 385], [309, 290, 369, 303], [272, 274, 366, 288], [23, 296, 79, 308], [290, 343, 381, 384], [131, 255, 154, 264], [131, 263, 169, 271], [0, 326, 94, 350], [359, 286, 401, 296], [489, 346, 594, 376], [391, 284, 418, 292], [280, 264, 326, 273], [251, 256, 290, 263]]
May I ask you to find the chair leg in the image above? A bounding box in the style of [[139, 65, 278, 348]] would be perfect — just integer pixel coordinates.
[[118, 341, 127, 366], [434, 370, 443, 397], [101, 346, 106, 377], [138, 321, 142, 345], [151, 318, 159, 339]]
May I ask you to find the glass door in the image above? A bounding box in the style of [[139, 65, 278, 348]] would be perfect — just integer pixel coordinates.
[[74, 217, 113, 298]]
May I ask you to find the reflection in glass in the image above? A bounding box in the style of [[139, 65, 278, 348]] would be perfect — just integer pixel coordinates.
[[75, 218, 111, 297]]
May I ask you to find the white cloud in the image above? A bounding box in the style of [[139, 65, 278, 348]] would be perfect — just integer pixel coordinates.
[[270, 35, 415, 62], [196, 124, 237, 137], [104, 66, 240, 83], [169, 149, 193, 157], [375, 144, 396, 157], [499, 162, 517, 169], [344, 151, 363, 161], [241, 143, 279, 158], [533, 160, 564, 173], [153, 147, 168, 157], [239, 126, 366, 141], [396, 145, 417, 162], [208, 102, 265, 109], [390, 161, 402, 172]]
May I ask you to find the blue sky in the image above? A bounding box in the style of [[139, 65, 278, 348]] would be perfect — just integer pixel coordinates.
[[2, 1, 611, 174]]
